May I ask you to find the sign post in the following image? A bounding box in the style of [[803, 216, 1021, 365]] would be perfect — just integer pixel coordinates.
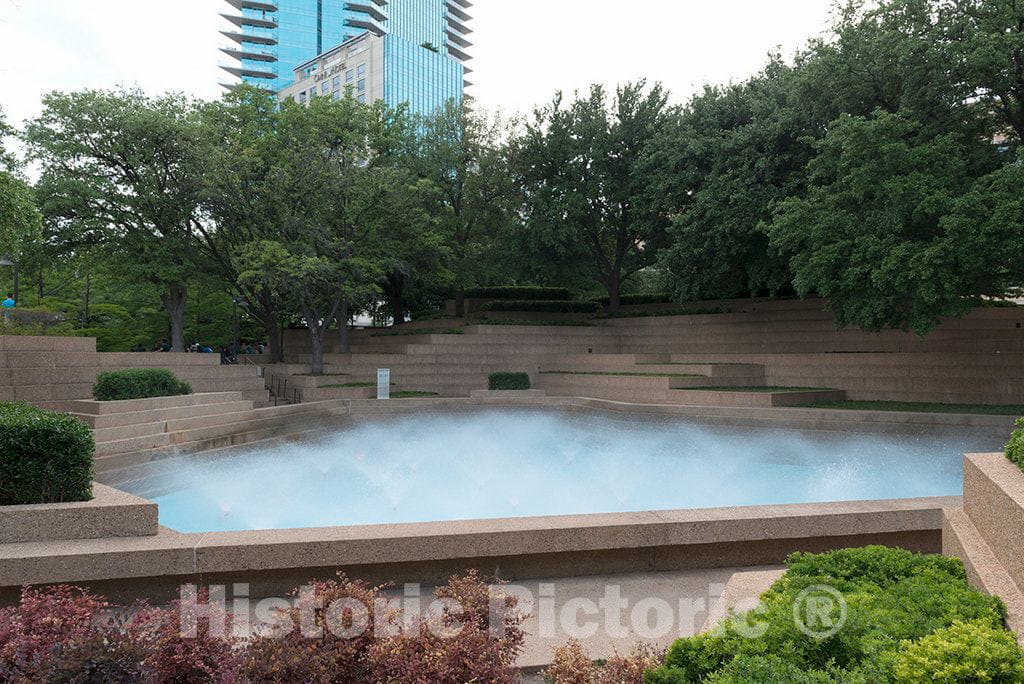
[[377, 368, 390, 400]]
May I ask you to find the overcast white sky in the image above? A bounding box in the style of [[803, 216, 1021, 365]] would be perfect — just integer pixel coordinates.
[[0, 0, 836, 132]]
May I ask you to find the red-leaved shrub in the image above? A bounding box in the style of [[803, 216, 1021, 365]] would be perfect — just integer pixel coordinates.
[[367, 571, 525, 683], [0, 585, 111, 681], [239, 574, 386, 682], [128, 591, 240, 683], [0, 586, 240, 683], [0, 572, 527, 683], [544, 640, 663, 684]]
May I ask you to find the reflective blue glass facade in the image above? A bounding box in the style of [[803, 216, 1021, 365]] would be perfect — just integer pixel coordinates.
[[389, 0, 446, 48], [221, 0, 389, 92], [223, 0, 470, 113], [383, 34, 463, 117]]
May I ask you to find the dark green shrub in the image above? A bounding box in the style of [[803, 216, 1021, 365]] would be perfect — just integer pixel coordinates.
[[489, 372, 531, 390], [93, 368, 192, 402], [603, 306, 731, 319], [478, 300, 600, 314], [1006, 417, 1024, 470], [596, 292, 674, 306], [705, 656, 858, 684], [0, 402, 94, 505], [464, 286, 571, 300], [645, 546, 1010, 683], [894, 620, 1024, 683]]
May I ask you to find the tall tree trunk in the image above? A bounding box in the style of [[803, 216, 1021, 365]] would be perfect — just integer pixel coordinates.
[[455, 289, 466, 318], [307, 320, 325, 376], [390, 275, 406, 326], [259, 310, 282, 363], [338, 298, 351, 354], [253, 290, 284, 363], [606, 274, 622, 313], [161, 283, 187, 352], [274, 319, 285, 363]]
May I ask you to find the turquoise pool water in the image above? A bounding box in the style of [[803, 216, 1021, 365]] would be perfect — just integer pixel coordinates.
[[126, 410, 974, 532]]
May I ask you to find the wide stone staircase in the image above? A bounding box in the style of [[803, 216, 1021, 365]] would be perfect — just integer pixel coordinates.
[[66, 391, 348, 476], [532, 355, 845, 407], [265, 297, 1024, 406], [274, 326, 848, 407]]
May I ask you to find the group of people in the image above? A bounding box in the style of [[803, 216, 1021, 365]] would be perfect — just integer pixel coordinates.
[[139, 339, 266, 365]]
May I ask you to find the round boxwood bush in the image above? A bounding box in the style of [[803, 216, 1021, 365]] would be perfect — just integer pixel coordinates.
[[0, 402, 95, 505], [93, 368, 192, 402]]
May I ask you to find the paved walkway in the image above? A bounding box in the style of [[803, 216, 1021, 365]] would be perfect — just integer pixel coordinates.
[[451, 565, 784, 673]]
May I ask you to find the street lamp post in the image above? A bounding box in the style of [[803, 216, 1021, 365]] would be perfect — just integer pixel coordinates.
[[232, 297, 240, 356], [232, 296, 248, 357], [0, 256, 18, 304]]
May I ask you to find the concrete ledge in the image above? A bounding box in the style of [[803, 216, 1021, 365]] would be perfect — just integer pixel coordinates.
[[67, 392, 249, 415], [670, 389, 847, 408], [0, 496, 954, 603], [943, 507, 1024, 644], [0, 484, 158, 544], [963, 453, 1024, 593]]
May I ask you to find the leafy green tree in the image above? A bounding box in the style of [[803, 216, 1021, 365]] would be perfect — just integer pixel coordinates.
[[512, 82, 670, 310], [646, 60, 810, 301], [233, 95, 415, 374], [0, 107, 42, 279], [417, 99, 515, 317], [199, 86, 295, 361], [932, 0, 1024, 144], [768, 110, 1003, 334], [24, 90, 205, 351]]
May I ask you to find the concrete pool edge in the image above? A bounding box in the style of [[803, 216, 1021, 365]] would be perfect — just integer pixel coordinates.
[[0, 495, 958, 603]]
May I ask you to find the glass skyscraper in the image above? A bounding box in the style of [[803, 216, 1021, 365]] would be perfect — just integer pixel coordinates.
[[220, 0, 471, 113]]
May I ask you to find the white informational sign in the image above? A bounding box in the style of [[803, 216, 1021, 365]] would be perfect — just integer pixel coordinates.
[[377, 368, 391, 400]]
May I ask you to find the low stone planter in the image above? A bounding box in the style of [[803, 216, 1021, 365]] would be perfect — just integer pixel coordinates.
[[470, 389, 547, 399], [0, 484, 158, 544]]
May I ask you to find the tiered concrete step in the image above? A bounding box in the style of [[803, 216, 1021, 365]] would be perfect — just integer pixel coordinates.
[[95, 400, 350, 476], [534, 372, 695, 403], [652, 352, 1024, 405], [943, 507, 1024, 643], [610, 301, 1024, 355], [67, 393, 259, 456], [669, 388, 847, 408], [0, 343, 270, 408]]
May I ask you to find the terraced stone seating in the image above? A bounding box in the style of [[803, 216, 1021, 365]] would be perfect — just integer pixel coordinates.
[[64, 391, 348, 476], [0, 336, 270, 410], [269, 297, 1024, 406]]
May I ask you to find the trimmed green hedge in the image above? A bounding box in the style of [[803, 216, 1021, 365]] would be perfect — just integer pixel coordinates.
[[595, 292, 674, 306], [645, 546, 1021, 682], [479, 300, 601, 314], [489, 372, 531, 390], [0, 402, 94, 505], [93, 368, 192, 402], [464, 286, 571, 301], [1006, 417, 1024, 470], [603, 306, 731, 319]]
